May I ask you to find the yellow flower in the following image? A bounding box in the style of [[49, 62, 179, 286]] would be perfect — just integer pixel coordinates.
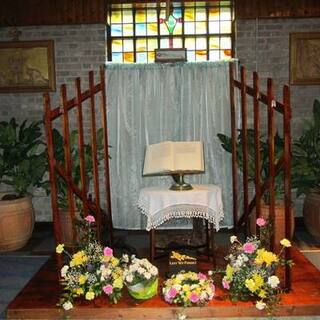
[[258, 289, 267, 298], [78, 274, 87, 285], [252, 273, 264, 289], [111, 257, 119, 267], [226, 264, 234, 281], [85, 291, 95, 300], [182, 284, 190, 292], [255, 249, 278, 266], [245, 278, 256, 293], [280, 238, 291, 248], [75, 288, 84, 295], [56, 244, 64, 254], [70, 251, 88, 267], [113, 277, 123, 289]]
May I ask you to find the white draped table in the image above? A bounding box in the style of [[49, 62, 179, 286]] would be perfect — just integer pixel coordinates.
[[137, 184, 224, 261]]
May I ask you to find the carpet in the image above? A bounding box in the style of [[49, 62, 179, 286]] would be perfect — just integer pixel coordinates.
[[0, 255, 48, 319]]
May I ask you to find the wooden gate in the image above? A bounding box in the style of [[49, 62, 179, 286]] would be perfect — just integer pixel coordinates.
[[43, 67, 113, 264], [229, 63, 292, 289]]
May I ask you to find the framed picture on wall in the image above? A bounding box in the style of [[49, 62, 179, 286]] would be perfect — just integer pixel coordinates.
[[290, 32, 320, 85], [0, 40, 56, 93]]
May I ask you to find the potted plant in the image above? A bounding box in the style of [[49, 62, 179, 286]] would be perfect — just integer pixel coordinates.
[[292, 98, 320, 240], [52, 128, 106, 246], [217, 129, 295, 251], [0, 118, 47, 251]]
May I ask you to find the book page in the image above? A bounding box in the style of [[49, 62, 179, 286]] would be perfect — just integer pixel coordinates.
[[143, 141, 174, 175], [173, 141, 204, 172]]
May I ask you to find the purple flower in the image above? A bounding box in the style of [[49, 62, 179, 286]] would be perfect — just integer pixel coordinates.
[[243, 242, 255, 254], [190, 292, 200, 303], [103, 284, 113, 295], [85, 215, 95, 223], [222, 279, 230, 290], [103, 247, 113, 257], [198, 272, 207, 280], [86, 263, 94, 272], [256, 218, 266, 227]]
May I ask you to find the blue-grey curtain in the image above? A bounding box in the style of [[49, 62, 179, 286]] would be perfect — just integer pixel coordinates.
[[105, 61, 236, 229]]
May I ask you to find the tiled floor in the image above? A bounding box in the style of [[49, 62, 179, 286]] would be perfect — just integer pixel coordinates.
[[1, 219, 320, 319]]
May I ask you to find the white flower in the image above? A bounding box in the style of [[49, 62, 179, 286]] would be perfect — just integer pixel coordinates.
[[122, 254, 129, 263], [137, 267, 145, 274], [60, 265, 69, 278], [267, 275, 280, 288], [208, 270, 213, 276], [126, 274, 133, 283], [230, 235, 237, 244], [177, 312, 187, 320], [144, 272, 151, 280], [150, 266, 158, 276], [256, 300, 266, 310], [62, 301, 73, 310]]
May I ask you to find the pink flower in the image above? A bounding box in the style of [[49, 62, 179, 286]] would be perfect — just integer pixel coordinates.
[[256, 218, 266, 227], [103, 247, 113, 257], [190, 292, 200, 303], [103, 284, 113, 295], [222, 279, 230, 290], [243, 242, 255, 254], [198, 272, 207, 280], [168, 287, 177, 299], [85, 215, 95, 223]]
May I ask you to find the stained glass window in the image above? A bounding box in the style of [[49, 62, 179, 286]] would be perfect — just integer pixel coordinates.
[[106, 1, 233, 63]]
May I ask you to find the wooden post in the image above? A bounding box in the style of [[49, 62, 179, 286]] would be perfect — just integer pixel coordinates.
[[240, 66, 249, 235], [253, 72, 261, 223], [75, 77, 89, 218], [89, 71, 102, 242], [229, 62, 238, 232], [267, 78, 276, 251], [99, 66, 113, 246], [283, 84, 292, 290], [43, 93, 63, 268], [61, 84, 77, 245]]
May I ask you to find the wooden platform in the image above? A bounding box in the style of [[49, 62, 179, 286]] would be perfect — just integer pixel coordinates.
[[6, 247, 320, 319]]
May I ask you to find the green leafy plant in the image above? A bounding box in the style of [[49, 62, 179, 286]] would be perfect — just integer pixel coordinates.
[[292, 98, 320, 197], [52, 128, 108, 209], [217, 129, 284, 203], [0, 118, 47, 198]]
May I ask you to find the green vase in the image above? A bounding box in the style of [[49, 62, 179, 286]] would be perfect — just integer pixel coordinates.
[[127, 278, 158, 300]]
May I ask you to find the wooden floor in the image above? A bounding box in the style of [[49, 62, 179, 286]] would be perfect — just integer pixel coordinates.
[[7, 247, 320, 319]]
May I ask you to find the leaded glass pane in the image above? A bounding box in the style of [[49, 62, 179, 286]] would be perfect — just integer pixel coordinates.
[[147, 23, 158, 35], [111, 11, 121, 23], [187, 51, 196, 61], [209, 37, 220, 49], [160, 23, 169, 35], [112, 52, 122, 62], [136, 52, 147, 63], [160, 38, 170, 48], [184, 8, 195, 21], [196, 37, 206, 50], [148, 51, 155, 62], [111, 24, 122, 37], [221, 49, 232, 59], [173, 23, 182, 35], [136, 23, 147, 36], [209, 50, 220, 61], [209, 8, 220, 20], [136, 10, 146, 23], [195, 22, 206, 34], [185, 37, 195, 50], [123, 39, 133, 52], [173, 8, 182, 19], [173, 38, 183, 48], [184, 22, 195, 35], [123, 24, 133, 36], [220, 37, 231, 49], [196, 50, 207, 61], [124, 52, 134, 63], [147, 10, 157, 22], [220, 7, 231, 20], [136, 39, 147, 52], [112, 39, 123, 52], [221, 21, 231, 33], [209, 21, 220, 33], [195, 8, 206, 21], [123, 10, 133, 23], [147, 38, 158, 51]]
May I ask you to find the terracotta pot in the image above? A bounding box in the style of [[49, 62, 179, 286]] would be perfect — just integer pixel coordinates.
[[0, 193, 35, 252], [303, 191, 320, 241], [250, 202, 295, 253]]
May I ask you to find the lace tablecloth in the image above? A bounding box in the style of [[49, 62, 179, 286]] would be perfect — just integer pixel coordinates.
[[137, 184, 224, 231]]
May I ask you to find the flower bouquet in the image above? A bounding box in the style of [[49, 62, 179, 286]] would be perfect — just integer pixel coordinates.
[[221, 218, 292, 314], [163, 271, 215, 307], [122, 256, 159, 300], [56, 215, 124, 310]]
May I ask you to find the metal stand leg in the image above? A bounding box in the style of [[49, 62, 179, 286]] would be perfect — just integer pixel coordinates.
[[210, 223, 216, 267], [150, 228, 155, 262], [205, 220, 210, 258]]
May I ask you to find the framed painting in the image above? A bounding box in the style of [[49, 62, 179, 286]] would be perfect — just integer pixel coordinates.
[[0, 40, 56, 93], [290, 33, 320, 85]]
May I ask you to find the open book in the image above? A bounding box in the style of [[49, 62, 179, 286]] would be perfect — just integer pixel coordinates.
[[143, 141, 204, 175]]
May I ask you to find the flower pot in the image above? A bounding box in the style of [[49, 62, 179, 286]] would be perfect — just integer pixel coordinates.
[[303, 191, 320, 241], [250, 202, 295, 253], [127, 278, 158, 300], [0, 193, 34, 252]]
